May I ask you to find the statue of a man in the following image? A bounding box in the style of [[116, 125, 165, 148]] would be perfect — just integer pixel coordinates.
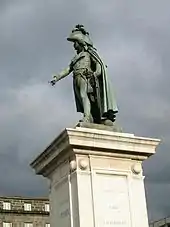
[[50, 25, 118, 125]]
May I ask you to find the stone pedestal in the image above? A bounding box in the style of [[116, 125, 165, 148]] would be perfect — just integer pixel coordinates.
[[31, 126, 160, 227]]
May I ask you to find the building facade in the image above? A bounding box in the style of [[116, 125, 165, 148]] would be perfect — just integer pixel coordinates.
[[2, 195, 170, 227], [0, 196, 50, 227], [150, 217, 170, 227]]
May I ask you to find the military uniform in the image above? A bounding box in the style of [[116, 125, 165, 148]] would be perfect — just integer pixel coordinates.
[[50, 25, 118, 124], [70, 51, 97, 122]]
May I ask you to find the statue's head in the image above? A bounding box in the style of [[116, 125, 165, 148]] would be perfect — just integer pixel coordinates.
[[73, 41, 82, 52], [67, 25, 93, 49]]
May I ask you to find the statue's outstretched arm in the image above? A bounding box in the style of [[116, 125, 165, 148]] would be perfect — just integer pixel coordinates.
[[49, 66, 72, 86]]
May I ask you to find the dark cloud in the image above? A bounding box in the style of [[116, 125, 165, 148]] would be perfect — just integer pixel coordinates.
[[0, 151, 47, 196], [0, 0, 170, 222]]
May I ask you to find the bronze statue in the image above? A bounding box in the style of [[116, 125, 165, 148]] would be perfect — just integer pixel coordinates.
[[49, 25, 118, 125]]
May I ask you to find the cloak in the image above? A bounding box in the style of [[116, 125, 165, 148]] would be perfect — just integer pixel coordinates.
[[87, 47, 118, 117]]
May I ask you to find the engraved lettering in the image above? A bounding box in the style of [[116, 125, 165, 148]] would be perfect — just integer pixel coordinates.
[[60, 208, 70, 218], [104, 220, 126, 225], [95, 174, 131, 226]]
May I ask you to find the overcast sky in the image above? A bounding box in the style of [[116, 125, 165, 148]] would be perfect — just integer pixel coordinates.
[[0, 0, 170, 222]]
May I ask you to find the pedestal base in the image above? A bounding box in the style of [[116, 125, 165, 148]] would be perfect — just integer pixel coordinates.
[[31, 126, 160, 227], [76, 121, 122, 132]]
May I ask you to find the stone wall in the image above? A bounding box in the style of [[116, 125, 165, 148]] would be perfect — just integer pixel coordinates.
[[0, 197, 50, 227]]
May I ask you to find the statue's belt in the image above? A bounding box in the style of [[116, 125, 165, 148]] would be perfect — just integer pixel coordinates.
[[73, 69, 96, 92], [73, 68, 93, 78]]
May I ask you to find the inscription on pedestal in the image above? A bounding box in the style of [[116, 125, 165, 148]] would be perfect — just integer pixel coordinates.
[[54, 179, 71, 227], [94, 174, 131, 227], [60, 199, 70, 218]]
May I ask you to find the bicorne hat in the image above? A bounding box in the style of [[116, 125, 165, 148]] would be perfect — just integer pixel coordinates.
[[67, 25, 93, 47]]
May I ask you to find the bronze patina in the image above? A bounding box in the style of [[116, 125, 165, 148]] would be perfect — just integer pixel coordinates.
[[49, 25, 118, 125]]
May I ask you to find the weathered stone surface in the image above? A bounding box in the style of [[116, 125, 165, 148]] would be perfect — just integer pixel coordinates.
[[31, 127, 160, 227]]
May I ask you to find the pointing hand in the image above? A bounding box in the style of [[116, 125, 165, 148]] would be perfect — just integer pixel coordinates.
[[49, 75, 58, 86]]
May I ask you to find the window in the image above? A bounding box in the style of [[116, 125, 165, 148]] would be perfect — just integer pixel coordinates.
[[3, 222, 12, 227], [24, 203, 32, 211], [45, 224, 50, 227], [24, 223, 33, 227], [3, 202, 11, 210], [45, 204, 50, 212]]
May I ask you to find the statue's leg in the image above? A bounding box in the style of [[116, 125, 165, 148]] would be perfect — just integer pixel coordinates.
[[79, 77, 92, 122]]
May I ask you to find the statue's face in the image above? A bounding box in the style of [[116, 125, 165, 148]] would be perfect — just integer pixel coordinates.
[[73, 41, 82, 53], [73, 41, 79, 50]]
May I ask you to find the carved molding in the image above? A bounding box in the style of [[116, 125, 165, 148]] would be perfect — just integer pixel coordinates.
[[79, 159, 88, 170], [70, 160, 77, 172], [131, 163, 142, 175]]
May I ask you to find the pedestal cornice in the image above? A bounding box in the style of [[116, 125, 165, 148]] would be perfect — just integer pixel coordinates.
[[30, 126, 160, 177]]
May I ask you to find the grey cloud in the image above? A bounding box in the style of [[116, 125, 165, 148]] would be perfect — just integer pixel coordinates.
[[145, 182, 170, 222], [0, 0, 170, 222], [0, 150, 48, 196]]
